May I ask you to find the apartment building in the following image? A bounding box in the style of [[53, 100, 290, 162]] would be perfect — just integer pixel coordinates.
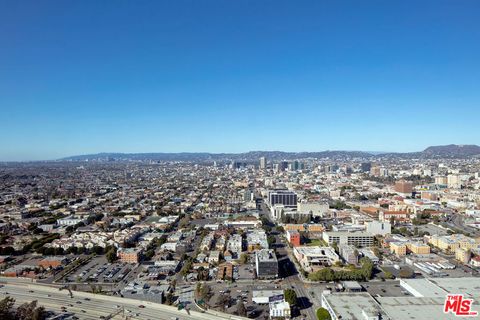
[[407, 242, 431, 255], [293, 246, 339, 272], [366, 221, 391, 236], [322, 231, 375, 248], [268, 190, 297, 209], [455, 248, 471, 264], [255, 249, 279, 279], [339, 245, 358, 265], [226, 234, 243, 258], [286, 230, 301, 247], [390, 243, 407, 257], [117, 248, 141, 264], [246, 229, 269, 252], [427, 234, 480, 253], [297, 202, 329, 217]]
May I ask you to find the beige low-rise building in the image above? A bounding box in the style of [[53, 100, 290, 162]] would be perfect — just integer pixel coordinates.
[[427, 234, 480, 253], [390, 242, 407, 257], [407, 242, 431, 255], [455, 248, 471, 264]]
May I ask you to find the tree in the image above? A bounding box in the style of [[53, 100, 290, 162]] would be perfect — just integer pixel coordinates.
[[31, 306, 46, 320], [195, 283, 202, 297], [398, 268, 414, 278], [106, 247, 117, 263], [334, 261, 344, 267], [317, 307, 331, 320], [170, 279, 177, 290], [308, 257, 373, 282], [0, 296, 15, 320], [15, 300, 46, 320], [144, 249, 155, 260], [236, 300, 247, 316], [267, 235, 276, 247], [180, 258, 193, 276], [42, 247, 55, 256], [66, 246, 78, 255], [0, 246, 15, 255], [165, 292, 174, 305], [91, 246, 104, 255], [53, 247, 64, 255], [331, 242, 339, 254], [217, 294, 230, 312], [197, 267, 209, 281], [239, 253, 248, 264], [284, 289, 297, 306], [200, 284, 211, 300]]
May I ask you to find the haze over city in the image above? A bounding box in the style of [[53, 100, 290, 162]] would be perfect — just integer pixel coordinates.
[[2, 1, 480, 161]]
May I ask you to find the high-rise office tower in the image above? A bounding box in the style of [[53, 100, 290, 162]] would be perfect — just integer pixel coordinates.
[[260, 156, 267, 169]]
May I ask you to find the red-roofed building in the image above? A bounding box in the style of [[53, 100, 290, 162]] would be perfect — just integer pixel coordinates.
[[471, 256, 480, 268], [379, 211, 410, 223]]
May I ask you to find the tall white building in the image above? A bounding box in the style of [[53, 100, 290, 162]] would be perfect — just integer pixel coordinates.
[[260, 156, 267, 169], [447, 174, 462, 189], [269, 301, 291, 319], [298, 202, 329, 217], [323, 232, 375, 247], [366, 221, 391, 236]]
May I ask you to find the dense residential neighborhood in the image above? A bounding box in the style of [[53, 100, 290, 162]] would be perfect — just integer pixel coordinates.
[[1, 152, 480, 319]]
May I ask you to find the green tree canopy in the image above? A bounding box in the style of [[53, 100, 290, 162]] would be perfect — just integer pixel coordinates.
[[284, 289, 297, 306], [317, 307, 332, 320]]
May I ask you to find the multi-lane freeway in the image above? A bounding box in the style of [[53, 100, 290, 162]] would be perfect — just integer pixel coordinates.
[[0, 281, 247, 320]]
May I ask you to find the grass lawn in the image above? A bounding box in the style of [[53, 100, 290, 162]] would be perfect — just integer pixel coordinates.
[[306, 239, 328, 246]]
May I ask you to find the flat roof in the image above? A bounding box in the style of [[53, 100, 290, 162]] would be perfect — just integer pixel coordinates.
[[342, 281, 362, 289], [252, 289, 283, 298], [323, 293, 387, 320], [430, 277, 480, 298], [324, 231, 374, 237], [256, 249, 277, 262], [377, 297, 460, 320], [400, 279, 447, 298], [294, 246, 337, 256]]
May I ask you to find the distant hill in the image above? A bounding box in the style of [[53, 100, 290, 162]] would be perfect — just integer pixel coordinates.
[[61, 150, 375, 162], [60, 144, 480, 162], [422, 144, 480, 157]]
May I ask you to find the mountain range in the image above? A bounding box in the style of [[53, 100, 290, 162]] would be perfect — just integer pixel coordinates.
[[60, 144, 480, 162]]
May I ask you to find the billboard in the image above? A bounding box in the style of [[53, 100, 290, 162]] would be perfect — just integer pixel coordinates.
[[269, 294, 284, 303]]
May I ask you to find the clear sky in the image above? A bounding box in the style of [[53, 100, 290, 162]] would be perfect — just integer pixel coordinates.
[[1, 1, 480, 161]]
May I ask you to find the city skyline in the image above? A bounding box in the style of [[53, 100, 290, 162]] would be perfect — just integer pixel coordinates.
[[2, 1, 480, 161], [3, 143, 480, 162], [2, 2, 480, 318]]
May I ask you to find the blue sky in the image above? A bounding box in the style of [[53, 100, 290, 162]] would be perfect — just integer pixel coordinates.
[[1, 1, 480, 161]]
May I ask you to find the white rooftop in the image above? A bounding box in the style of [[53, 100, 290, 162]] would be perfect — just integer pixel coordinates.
[[378, 297, 461, 320], [430, 277, 480, 298], [322, 292, 387, 320]]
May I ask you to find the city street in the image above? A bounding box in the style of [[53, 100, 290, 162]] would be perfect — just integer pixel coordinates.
[[258, 198, 318, 320]]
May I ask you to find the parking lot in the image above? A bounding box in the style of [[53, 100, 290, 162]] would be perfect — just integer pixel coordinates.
[[66, 256, 136, 284], [236, 262, 256, 280], [205, 282, 280, 318]]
